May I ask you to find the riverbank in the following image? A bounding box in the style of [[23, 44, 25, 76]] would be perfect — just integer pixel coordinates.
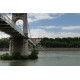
[[0, 49, 38, 60], [1, 48, 80, 51], [0, 48, 9, 51], [36, 48, 80, 51]]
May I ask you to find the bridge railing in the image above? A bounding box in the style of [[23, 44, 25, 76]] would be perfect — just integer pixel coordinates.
[[0, 13, 24, 36]]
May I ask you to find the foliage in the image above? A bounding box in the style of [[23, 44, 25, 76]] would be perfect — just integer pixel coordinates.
[[11, 52, 21, 59], [0, 50, 39, 60], [29, 49, 39, 59], [39, 37, 80, 48], [0, 53, 11, 60], [0, 38, 9, 48]]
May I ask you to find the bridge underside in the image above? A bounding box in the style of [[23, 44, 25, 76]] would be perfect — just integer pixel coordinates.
[[0, 17, 35, 46], [0, 18, 24, 38]]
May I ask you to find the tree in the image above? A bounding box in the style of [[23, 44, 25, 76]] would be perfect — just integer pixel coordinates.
[[39, 37, 80, 48]]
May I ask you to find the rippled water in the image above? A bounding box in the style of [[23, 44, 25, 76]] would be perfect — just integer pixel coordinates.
[[0, 51, 80, 66]]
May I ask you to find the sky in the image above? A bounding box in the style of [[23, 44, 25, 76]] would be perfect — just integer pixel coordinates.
[[1, 13, 80, 38]]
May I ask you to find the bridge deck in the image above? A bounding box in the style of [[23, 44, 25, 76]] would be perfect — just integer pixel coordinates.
[[0, 13, 24, 38]]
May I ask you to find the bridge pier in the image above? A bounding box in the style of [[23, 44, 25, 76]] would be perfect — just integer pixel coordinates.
[[9, 37, 28, 56]]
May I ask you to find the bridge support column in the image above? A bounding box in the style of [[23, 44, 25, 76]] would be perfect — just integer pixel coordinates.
[[9, 37, 28, 56]]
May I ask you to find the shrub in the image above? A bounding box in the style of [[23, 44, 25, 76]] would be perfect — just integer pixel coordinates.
[[0, 53, 10, 60], [29, 49, 39, 59], [11, 52, 21, 60], [0, 50, 39, 60], [0, 52, 22, 60]]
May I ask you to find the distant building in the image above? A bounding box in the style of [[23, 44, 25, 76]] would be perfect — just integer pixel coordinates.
[[31, 38, 42, 46]]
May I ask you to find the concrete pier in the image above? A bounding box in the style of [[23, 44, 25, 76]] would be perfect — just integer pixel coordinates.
[[9, 13, 28, 55], [9, 37, 28, 56]]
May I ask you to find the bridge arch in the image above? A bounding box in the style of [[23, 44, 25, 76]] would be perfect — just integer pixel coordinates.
[[16, 19, 23, 31], [12, 13, 28, 36]]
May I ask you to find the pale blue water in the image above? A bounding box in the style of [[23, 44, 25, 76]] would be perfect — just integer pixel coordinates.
[[0, 51, 80, 66]]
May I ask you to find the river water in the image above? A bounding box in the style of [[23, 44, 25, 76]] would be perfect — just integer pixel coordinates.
[[0, 51, 80, 66]]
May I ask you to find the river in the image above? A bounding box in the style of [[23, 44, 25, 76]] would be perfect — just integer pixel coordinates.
[[0, 51, 80, 66]]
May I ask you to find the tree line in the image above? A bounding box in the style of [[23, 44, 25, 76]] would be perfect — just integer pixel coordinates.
[[1, 37, 80, 48], [0, 38, 9, 48], [39, 37, 80, 48]]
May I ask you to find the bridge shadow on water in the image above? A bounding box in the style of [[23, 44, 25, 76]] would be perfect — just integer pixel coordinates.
[[9, 60, 38, 66]]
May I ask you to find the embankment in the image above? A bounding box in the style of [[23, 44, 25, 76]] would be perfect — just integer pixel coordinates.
[[1, 48, 80, 51], [36, 47, 80, 51]]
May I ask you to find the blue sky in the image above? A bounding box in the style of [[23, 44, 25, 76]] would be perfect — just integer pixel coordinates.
[[1, 13, 80, 38], [27, 13, 80, 38]]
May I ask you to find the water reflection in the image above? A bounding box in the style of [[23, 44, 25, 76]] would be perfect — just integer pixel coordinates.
[[9, 60, 38, 66], [9, 60, 27, 66]]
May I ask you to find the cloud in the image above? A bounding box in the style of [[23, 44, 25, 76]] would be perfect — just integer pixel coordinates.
[[28, 25, 80, 38], [0, 32, 10, 39], [62, 26, 80, 30], [29, 28, 80, 38], [32, 25, 80, 30], [29, 28, 53, 38], [33, 26, 58, 29], [28, 13, 64, 23]]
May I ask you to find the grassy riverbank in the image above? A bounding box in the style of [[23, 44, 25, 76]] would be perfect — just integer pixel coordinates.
[[0, 49, 39, 60], [1, 48, 80, 52]]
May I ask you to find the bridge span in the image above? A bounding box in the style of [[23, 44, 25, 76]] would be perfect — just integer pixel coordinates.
[[0, 13, 35, 55]]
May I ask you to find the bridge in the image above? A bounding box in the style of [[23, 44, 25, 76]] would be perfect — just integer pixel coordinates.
[[0, 13, 36, 56]]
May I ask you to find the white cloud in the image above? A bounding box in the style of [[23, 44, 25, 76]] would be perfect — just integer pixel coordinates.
[[29, 28, 55, 38], [62, 26, 80, 30], [28, 13, 64, 23], [34, 26, 58, 29], [0, 32, 10, 39], [56, 32, 80, 38], [28, 25, 80, 38], [33, 25, 80, 30], [29, 28, 80, 38]]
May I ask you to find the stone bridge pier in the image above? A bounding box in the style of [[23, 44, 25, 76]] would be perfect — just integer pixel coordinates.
[[9, 37, 28, 56]]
